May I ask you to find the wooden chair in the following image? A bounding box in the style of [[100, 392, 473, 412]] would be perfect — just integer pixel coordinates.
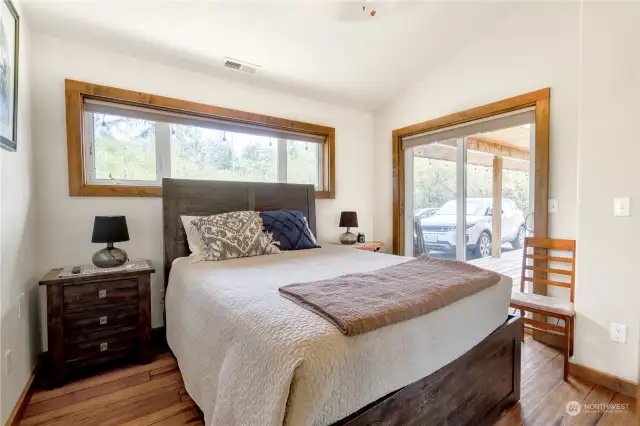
[[510, 237, 576, 380]]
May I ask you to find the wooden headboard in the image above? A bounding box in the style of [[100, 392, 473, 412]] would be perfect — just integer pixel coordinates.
[[162, 178, 316, 287]]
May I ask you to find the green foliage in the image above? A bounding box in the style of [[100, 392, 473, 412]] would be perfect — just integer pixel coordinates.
[[287, 140, 319, 186], [93, 114, 156, 181], [171, 125, 278, 182], [93, 114, 319, 186], [502, 169, 530, 212], [413, 157, 530, 212]]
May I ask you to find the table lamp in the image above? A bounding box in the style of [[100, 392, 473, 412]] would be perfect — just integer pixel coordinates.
[[91, 216, 130, 268], [339, 211, 358, 245]]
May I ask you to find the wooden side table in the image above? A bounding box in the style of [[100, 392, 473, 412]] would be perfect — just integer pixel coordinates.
[[333, 241, 385, 252], [40, 260, 154, 386]]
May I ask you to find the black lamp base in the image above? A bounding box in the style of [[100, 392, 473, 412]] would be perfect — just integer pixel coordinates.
[[92, 243, 128, 268]]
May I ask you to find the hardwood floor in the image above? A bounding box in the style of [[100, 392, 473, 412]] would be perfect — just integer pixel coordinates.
[[20, 353, 203, 426], [497, 334, 636, 426], [18, 335, 636, 426]]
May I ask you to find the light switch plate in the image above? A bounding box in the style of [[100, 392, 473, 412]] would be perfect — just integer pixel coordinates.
[[548, 199, 558, 214], [613, 197, 630, 217]]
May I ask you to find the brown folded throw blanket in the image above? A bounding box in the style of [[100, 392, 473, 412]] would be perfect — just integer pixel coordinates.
[[279, 256, 502, 336]]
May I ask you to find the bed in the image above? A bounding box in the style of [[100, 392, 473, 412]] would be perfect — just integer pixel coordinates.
[[162, 178, 522, 426]]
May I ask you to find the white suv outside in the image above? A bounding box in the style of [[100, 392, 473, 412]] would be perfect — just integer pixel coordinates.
[[420, 198, 525, 258]]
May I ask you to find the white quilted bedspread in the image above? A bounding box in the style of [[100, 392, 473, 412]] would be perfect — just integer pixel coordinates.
[[166, 246, 511, 426]]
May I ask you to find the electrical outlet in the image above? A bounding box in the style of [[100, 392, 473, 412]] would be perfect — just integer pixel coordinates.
[[4, 349, 12, 376], [18, 293, 25, 319], [610, 322, 627, 344], [614, 197, 631, 217]]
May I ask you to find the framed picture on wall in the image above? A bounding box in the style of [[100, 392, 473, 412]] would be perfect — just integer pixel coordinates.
[[0, 0, 18, 152]]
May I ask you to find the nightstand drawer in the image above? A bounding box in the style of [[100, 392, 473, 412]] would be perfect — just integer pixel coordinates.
[[41, 261, 154, 386], [66, 326, 139, 361], [64, 279, 138, 311], [64, 304, 138, 336]]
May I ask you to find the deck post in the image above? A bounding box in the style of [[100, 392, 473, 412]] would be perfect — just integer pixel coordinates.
[[492, 156, 503, 258]]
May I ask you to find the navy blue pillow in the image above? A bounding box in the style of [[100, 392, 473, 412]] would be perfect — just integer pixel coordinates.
[[260, 210, 319, 251]]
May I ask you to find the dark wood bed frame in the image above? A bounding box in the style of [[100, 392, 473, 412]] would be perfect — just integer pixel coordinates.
[[162, 178, 522, 426]]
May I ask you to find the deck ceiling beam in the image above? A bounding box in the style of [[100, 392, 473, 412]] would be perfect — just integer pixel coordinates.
[[440, 137, 530, 161], [413, 143, 530, 172]]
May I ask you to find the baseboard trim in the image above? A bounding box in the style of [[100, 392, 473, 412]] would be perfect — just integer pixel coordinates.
[[569, 361, 637, 398], [4, 366, 38, 426]]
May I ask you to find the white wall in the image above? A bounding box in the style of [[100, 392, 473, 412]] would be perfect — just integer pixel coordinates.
[[574, 1, 640, 382], [30, 32, 375, 334], [373, 2, 581, 250], [0, 1, 39, 421], [373, 1, 640, 382]]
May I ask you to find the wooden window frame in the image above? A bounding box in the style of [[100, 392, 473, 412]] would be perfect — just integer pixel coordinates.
[[65, 79, 336, 199], [392, 88, 550, 256]]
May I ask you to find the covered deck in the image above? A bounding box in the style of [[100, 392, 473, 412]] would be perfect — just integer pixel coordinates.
[[468, 248, 523, 291], [414, 125, 531, 290]]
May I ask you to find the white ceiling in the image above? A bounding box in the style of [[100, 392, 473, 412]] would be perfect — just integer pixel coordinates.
[[22, 1, 518, 111]]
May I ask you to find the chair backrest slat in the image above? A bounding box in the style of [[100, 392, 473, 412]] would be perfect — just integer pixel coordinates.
[[524, 265, 573, 276], [523, 276, 572, 289], [525, 254, 573, 264], [520, 237, 576, 302], [525, 237, 575, 251]]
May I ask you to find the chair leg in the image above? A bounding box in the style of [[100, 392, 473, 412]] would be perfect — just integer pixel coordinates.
[[570, 316, 575, 357], [564, 316, 570, 381]]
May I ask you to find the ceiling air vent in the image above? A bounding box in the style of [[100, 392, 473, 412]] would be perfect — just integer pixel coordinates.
[[223, 58, 260, 74]]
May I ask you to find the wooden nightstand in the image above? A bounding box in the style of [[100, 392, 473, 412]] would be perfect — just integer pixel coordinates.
[[40, 260, 154, 386], [334, 241, 385, 252]]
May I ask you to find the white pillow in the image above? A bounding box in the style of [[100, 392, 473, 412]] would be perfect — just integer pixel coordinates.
[[180, 215, 203, 257]]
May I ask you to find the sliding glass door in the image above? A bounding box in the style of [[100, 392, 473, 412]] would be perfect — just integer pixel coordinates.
[[405, 110, 535, 285], [405, 139, 463, 260]]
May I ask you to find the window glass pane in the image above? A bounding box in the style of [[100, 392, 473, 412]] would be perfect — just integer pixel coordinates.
[[287, 140, 320, 187], [93, 113, 157, 181], [170, 124, 277, 182], [412, 142, 458, 260]]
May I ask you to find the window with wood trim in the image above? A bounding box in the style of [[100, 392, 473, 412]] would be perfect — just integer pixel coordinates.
[[65, 80, 336, 198]]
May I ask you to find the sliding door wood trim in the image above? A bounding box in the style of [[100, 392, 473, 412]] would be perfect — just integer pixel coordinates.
[[391, 88, 550, 257]]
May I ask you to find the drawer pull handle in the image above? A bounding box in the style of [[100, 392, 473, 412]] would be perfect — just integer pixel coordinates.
[[100, 342, 108, 352], [98, 290, 106, 298], [99, 316, 108, 325]]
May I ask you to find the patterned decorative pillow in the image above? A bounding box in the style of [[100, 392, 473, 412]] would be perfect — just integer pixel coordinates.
[[191, 211, 280, 261], [260, 210, 319, 251]]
